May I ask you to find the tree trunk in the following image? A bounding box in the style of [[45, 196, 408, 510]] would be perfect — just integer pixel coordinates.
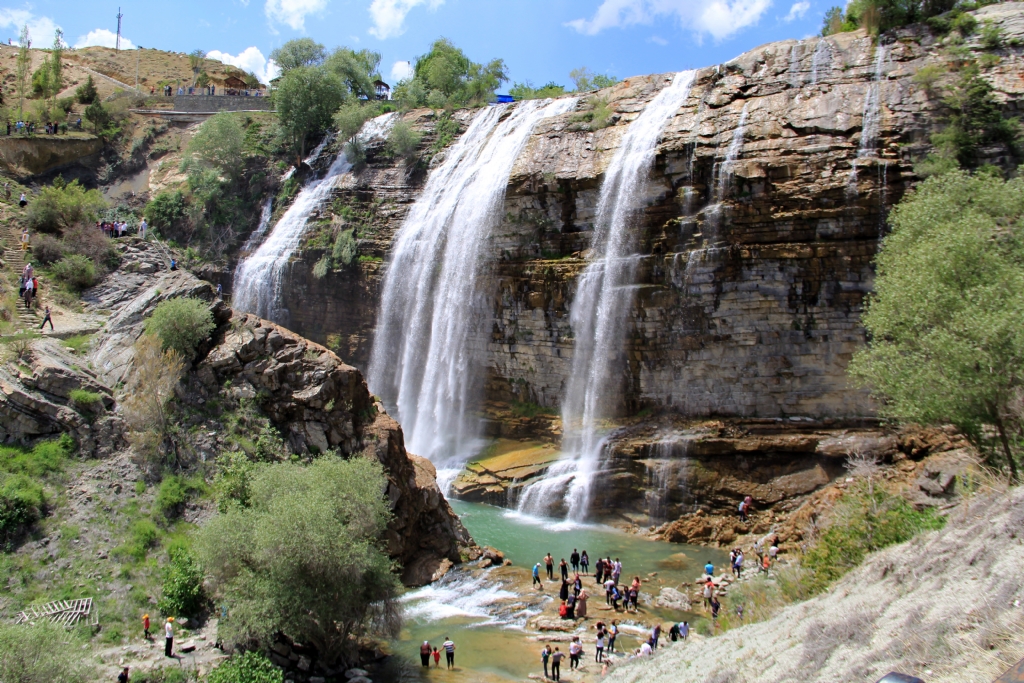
[[993, 412, 1019, 482]]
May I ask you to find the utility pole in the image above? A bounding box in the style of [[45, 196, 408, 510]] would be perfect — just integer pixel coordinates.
[[135, 50, 139, 91], [115, 7, 123, 52]]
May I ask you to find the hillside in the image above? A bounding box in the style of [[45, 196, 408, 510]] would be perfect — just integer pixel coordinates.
[[607, 482, 1024, 683]]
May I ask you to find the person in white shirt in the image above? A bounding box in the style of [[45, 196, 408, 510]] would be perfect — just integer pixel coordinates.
[[139, 219, 147, 239], [164, 617, 174, 657], [639, 641, 653, 657]]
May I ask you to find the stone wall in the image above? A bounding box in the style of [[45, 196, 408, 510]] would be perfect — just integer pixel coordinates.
[[172, 95, 274, 112]]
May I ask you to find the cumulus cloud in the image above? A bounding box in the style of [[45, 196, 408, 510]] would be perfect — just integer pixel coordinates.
[[74, 28, 135, 50], [390, 59, 413, 82], [265, 0, 329, 31], [567, 0, 772, 42], [0, 8, 60, 46], [369, 0, 444, 39], [208, 47, 281, 84], [784, 0, 810, 21]]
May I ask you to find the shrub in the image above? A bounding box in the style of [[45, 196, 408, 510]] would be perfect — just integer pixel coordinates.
[[117, 518, 159, 561], [32, 234, 64, 265], [0, 621, 90, 683], [207, 651, 283, 683], [0, 436, 72, 477], [50, 255, 97, 291], [430, 112, 460, 156], [84, 100, 111, 133], [182, 113, 245, 179], [197, 457, 400, 665], [69, 388, 103, 410], [61, 223, 119, 271], [158, 544, 207, 618], [385, 121, 422, 161], [214, 451, 263, 511], [26, 177, 107, 233], [145, 190, 186, 232], [144, 298, 216, 358], [155, 475, 205, 520], [332, 228, 357, 266], [980, 19, 1004, 49], [0, 473, 45, 548], [75, 74, 98, 104], [121, 334, 185, 472]]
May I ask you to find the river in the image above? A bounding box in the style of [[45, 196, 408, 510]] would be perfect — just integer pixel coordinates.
[[392, 501, 729, 681]]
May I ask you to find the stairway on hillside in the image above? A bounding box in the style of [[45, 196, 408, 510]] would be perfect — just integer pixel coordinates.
[[2, 223, 41, 330]]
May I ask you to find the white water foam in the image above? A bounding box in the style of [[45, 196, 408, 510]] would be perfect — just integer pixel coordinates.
[[368, 98, 577, 473], [233, 114, 396, 324], [238, 196, 273, 258], [810, 38, 833, 85], [515, 71, 697, 523], [848, 44, 889, 196], [400, 569, 518, 624]]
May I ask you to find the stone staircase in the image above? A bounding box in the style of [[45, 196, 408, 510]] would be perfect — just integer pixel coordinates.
[[2, 224, 40, 330]]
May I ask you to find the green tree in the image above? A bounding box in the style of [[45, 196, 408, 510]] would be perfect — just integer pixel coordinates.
[[509, 81, 566, 101], [188, 50, 207, 87], [385, 120, 422, 160], [929, 64, 1021, 168], [158, 543, 207, 618], [821, 6, 845, 35], [75, 74, 98, 104], [16, 25, 29, 116], [274, 65, 346, 157], [182, 112, 245, 178], [144, 297, 216, 358], [49, 29, 63, 111], [403, 38, 508, 108], [145, 189, 186, 232], [569, 67, 618, 92], [50, 254, 97, 291], [207, 651, 283, 683], [26, 176, 107, 232], [326, 48, 381, 100], [270, 38, 327, 73], [197, 457, 400, 666], [84, 100, 111, 133], [849, 170, 1024, 479], [0, 621, 91, 683]]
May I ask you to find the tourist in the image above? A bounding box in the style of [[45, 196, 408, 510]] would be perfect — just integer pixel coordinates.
[[739, 497, 750, 520], [19, 228, 28, 250], [419, 640, 431, 667], [164, 617, 174, 657], [639, 640, 653, 657], [627, 584, 638, 613], [533, 562, 543, 588], [142, 614, 150, 640], [761, 554, 771, 574], [580, 550, 589, 574], [769, 542, 779, 561], [651, 623, 662, 649], [612, 558, 622, 584], [559, 578, 570, 602], [754, 537, 764, 563], [170, 258, 178, 271], [610, 584, 622, 611], [595, 557, 604, 584], [139, 218, 147, 239], [550, 647, 563, 681], [23, 274, 34, 309], [559, 600, 569, 618], [735, 549, 744, 578], [118, 667, 130, 683], [545, 553, 554, 580], [432, 647, 440, 667], [604, 576, 615, 605], [577, 587, 588, 618], [216, 283, 223, 298], [569, 636, 582, 670], [40, 305, 53, 331], [710, 597, 721, 623], [573, 573, 582, 597], [442, 636, 455, 669], [736, 603, 745, 620], [541, 644, 551, 679], [595, 627, 606, 662], [669, 621, 680, 641], [608, 620, 618, 653], [560, 558, 569, 581], [4, 182, 9, 199], [570, 548, 580, 573], [566, 593, 576, 619], [703, 578, 714, 609], [704, 560, 714, 577], [681, 620, 690, 640]]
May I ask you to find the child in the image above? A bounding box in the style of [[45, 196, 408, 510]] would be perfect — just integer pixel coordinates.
[[432, 647, 440, 667], [142, 614, 150, 640]]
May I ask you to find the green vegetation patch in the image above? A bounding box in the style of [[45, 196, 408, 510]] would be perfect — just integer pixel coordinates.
[[144, 298, 216, 359]]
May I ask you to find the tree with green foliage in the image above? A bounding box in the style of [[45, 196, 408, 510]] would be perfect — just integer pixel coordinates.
[[121, 334, 185, 473], [0, 473, 44, 548], [0, 621, 91, 683], [26, 176, 107, 233], [197, 457, 401, 666], [144, 297, 216, 359], [394, 38, 507, 109], [274, 65, 346, 158], [15, 25, 30, 116], [49, 29, 64, 112], [84, 100, 111, 134], [145, 189, 186, 233], [849, 170, 1024, 479], [509, 81, 567, 101], [821, 0, 962, 36], [50, 254, 97, 291], [207, 651, 283, 683], [326, 48, 381, 100], [270, 38, 327, 73], [158, 542, 207, 618], [75, 74, 98, 104], [333, 101, 374, 141], [385, 120, 422, 160], [569, 67, 619, 93], [182, 112, 245, 179], [188, 49, 207, 87]]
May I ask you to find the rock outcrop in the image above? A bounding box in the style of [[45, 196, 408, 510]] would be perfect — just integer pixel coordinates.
[[83, 239, 473, 585]]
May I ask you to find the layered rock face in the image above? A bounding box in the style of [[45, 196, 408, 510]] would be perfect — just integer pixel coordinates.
[[83, 240, 472, 585], [276, 7, 1024, 423]]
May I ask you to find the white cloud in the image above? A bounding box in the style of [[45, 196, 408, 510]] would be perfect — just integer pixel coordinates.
[[389, 60, 413, 82], [208, 47, 280, 84], [567, 0, 772, 42], [649, 34, 668, 45], [0, 8, 60, 46], [265, 0, 329, 31], [368, 0, 444, 40], [74, 28, 135, 50], [784, 0, 810, 21]]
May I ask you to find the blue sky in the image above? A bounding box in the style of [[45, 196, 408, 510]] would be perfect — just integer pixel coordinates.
[[0, 0, 828, 87]]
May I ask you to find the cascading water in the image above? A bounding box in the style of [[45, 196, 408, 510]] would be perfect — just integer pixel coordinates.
[[238, 196, 273, 258], [233, 114, 396, 323], [788, 42, 803, 89], [716, 101, 750, 200], [515, 71, 697, 522], [644, 437, 692, 524], [810, 38, 832, 85], [368, 98, 577, 485], [848, 44, 889, 195]]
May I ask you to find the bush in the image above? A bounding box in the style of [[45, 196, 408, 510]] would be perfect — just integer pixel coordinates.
[[144, 298, 216, 358], [117, 518, 159, 561], [122, 335, 185, 473], [0, 473, 45, 548], [158, 544, 207, 618], [50, 255, 97, 291], [385, 120, 422, 160], [84, 100, 111, 133], [332, 228, 357, 266], [207, 651, 283, 683], [76, 74, 98, 104], [0, 621, 90, 683], [197, 457, 400, 665], [61, 223, 119, 271], [32, 234, 64, 265], [183, 113, 245, 179], [69, 388, 103, 410], [26, 177, 106, 233], [155, 475, 205, 520], [145, 190, 186, 232], [0, 436, 73, 478]]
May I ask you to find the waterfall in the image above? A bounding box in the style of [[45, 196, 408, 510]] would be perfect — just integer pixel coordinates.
[[238, 196, 273, 258], [788, 42, 803, 89], [848, 45, 889, 195], [716, 101, 750, 201], [233, 113, 396, 324], [515, 71, 697, 522], [368, 98, 577, 480], [645, 438, 692, 524], [810, 38, 832, 85]]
